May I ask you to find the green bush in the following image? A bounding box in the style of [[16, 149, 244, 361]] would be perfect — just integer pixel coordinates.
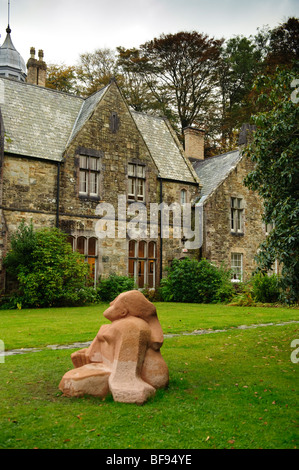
[[96, 274, 136, 302], [229, 273, 281, 306], [160, 258, 234, 303], [251, 272, 281, 303], [3, 222, 94, 308]]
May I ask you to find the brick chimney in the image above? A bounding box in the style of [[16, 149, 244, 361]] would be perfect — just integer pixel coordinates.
[[183, 127, 205, 160], [26, 47, 47, 86]]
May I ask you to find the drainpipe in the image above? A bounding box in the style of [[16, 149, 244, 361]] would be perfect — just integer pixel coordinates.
[[159, 176, 163, 281], [56, 162, 60, 228]]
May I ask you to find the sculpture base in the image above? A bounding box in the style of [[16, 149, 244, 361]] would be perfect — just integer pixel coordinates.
[[59, 363, 110, 398]]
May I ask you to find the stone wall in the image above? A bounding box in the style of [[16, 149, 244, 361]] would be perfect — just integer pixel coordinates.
[[201, 155, 266, 281]]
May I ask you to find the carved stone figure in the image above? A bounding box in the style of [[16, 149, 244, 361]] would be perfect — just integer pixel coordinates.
[[59, 290, 169, 404]]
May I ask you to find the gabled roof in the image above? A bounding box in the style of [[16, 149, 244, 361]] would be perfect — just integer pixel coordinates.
[[193, 149, 241, 199], [0, 77, 199, 184], [131, 111, 199, 184], [67, 86, 108, 145]]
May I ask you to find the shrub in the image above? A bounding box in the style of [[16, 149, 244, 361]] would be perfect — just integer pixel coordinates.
[[251, 272, 281, 303], [160, 258, 234, 303], [3, 223, 94, 308], [96, 274, 136, 302], [229, 273, 281, 306]]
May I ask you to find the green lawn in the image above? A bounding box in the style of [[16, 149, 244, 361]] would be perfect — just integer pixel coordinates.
[[1, 302, 298, 350], [0, 302, 298, 449]]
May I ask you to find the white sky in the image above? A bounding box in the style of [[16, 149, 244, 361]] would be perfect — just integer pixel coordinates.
[[1, 0, 299, 66]]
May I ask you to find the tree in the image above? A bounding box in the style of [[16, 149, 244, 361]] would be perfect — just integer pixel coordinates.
[[266, 17, 299, 69], [75, 48, 120, 95], [243, 66, 299, 303], [118, 32, 223, 137], [117, 47, 160, 113], [3, 222, 94, 308], [217, 36, 263, 151], [46, 63, 79, 94]]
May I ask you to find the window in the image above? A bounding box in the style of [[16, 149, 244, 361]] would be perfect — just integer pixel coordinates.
[[110, 111, 119, 133], [180, 189, 187, 205], [79, 155, 100, 197], [67, 235, 98, 285], [128, 163, 146, 202], [231, 197, 244, 233], [231, 253, 243, 282], [128, 240, 156, 288]]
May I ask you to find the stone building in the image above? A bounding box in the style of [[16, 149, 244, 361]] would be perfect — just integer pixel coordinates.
[[0, 28, 270, 292], [189, 128, 272, 282], [0, 29, 202, 291]]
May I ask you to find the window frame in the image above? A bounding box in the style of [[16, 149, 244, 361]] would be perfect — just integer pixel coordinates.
[[79, 155, 101, 197], [128, 240, 157, 288], [180, 189, 187, 205], [231, 252, 243, 282], [67, 235, 98, 286], [76, 147, 103, 199], [127, 162, 146, 203], [231, 197, 244, 234]]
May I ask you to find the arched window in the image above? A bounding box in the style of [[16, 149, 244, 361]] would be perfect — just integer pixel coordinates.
[[87, 237, 97, 279], [68, 235, 98, 285], [77, 236, 86, 255], [128, 240, 156, 288], [67, 235, 75, 250], [148, 241, 156, 288]]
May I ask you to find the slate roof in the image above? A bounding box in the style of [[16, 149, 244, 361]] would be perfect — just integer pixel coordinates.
[[1, 77, 83, 161], [192, 149, 241, 199], [131, 111, 198, 184], [0, 77, 199, 184]]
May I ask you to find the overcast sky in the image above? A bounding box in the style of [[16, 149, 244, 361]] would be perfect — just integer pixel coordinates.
[[1, 0, 299, 66]]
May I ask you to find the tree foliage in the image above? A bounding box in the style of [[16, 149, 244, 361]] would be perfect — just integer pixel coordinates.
[[46, 63, 79, 94], [3, 222, 95, 308], [243, 66, 299, 303], [266, 17, 299, 69], [75, 48, 119, 95], [118, 31, 223, 136], [217, 35, 264, 151]]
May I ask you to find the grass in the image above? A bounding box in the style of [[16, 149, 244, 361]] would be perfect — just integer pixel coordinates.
[[0, 301, 298, 350], [0, 302, 298, 449]]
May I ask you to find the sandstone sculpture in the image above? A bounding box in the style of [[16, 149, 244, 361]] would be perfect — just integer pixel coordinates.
[[59, 290, 169, 404]]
